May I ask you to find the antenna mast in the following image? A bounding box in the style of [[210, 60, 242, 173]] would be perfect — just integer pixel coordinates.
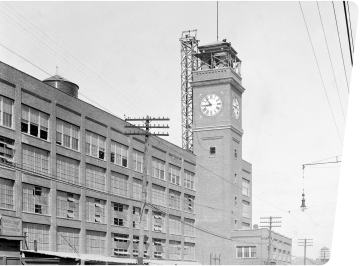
[[217, 1, 219, 41], [180, 30, 199, 152]]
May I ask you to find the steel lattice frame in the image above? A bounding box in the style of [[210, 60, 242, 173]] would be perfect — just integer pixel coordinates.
[[180, 30, 199, 152]]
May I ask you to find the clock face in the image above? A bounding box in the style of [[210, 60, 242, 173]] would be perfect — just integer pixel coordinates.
[[232, 97, 240, 119], [200, 94, 222, 116]]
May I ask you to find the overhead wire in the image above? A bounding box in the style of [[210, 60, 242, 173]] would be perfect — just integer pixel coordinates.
[[298, 1, 343, 146], [346, 1, 355, 53], [1, 1, 181, 119], [2, 1, 338, 249], [331, 2, 350, 94], [316, 1, 346, 122], [0, 4, 154, 118], [343, 1, 353, 65]]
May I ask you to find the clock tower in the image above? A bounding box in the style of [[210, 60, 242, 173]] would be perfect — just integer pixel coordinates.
[[192, 40, 253, 264]]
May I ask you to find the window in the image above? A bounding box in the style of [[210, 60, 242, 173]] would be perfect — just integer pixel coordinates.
[[0, 96, 14, 128], [184, 243, 195, 261], [86, 164, 106, 191], [110, 141, 128, 167], [152, 184, 166, 207], [236, 246, 256, 258], [242, 200, 250, 218], [21, 105, 49, 140], [133, 178, 142, 200], [132, 150, 144, 173], [234, 148, 238, 158], [56, 155, 80, 184], [152, 157, 165, 180], [0, 177, 14, 209], [235, 197, 237, 207], [111, 172, 128, 197], [57, 227, 80, 253], [22, 144, 49, 174], [112, 202, 128, 227], [169, 215, 181, 235], [184, 170, 195, 190], [184, 218, 195, 237], [168, 164, 180, 185], [152, 238, 165, 259], [169, 240, 181, 260], [133, 235, 150, 258], [278, 249, 282, 261], [113, 233, 130, 257], [85, 131, 106, 160], [23, 183, 49, 215], [56, 119, 80, 151], [86, 197, 106, 223], [152, 211, 166, 233], [209, 146, 216, 156], [234, 173, 237, 184], [133, 207, 148, 230], [273, 248, 277, 260], [56, 191, 80, 219], [184, 194, 195, 213], [169, 190, 181, 210], [0, 136, 14, 164], [242, 178, 250, 197], [86, 230, 106, 255], [23, 223, 50, 251]]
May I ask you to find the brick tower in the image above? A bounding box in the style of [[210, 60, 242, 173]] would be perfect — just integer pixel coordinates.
[[192, 40, 252, 264]]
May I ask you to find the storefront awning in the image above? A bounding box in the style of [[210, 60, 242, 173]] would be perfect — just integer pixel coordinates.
[[0, 235, 26, 241], [144, 259, 201, 265], [22, 250, 137, 264]]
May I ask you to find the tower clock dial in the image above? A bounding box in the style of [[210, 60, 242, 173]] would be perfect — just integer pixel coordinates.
[[232, 97, 240, 119], [200, 94, 222, 116]]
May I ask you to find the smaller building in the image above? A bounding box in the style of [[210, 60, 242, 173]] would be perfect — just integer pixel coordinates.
[[231, 228, 292, 265]]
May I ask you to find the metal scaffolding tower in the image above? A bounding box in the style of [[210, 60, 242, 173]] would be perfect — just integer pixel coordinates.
[[180, 30, 199, 152]]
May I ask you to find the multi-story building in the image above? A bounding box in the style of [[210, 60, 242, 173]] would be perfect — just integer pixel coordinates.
[[0, 39, 291, 264], [0, 61, 196, 264]]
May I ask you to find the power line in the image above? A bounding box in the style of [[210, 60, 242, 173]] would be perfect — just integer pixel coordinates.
[[331, 2, 350, 93], [346, 1, 355, 53], [298, 1, 343, 146], [343, 1, 353, 66], [316, 1, 346, 122]]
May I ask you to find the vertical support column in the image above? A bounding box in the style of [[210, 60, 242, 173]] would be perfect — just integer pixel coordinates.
[[79, 115, 86, 254], [128, 135, 135, 257], [49, 100, 57, 251], [106, 125, 111, 257], [14, 85, 22, 219]]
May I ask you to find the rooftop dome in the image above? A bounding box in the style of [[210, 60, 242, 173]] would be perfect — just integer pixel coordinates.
[[43, 74, 79, 98]]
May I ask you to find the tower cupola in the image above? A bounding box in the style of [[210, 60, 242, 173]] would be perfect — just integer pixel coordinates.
[[195, 40, 242, 76]]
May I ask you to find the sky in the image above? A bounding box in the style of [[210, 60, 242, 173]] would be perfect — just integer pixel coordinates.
[[0, 1, 358, 262]]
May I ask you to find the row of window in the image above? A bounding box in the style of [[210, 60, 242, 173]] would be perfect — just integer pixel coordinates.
[[20, 139, 195, 190], [0, 177, 196, 232], [1, 97, 196, 187], [273, 248, 292, 262], [19, 104, 193, 185], [20, 144, 196, 205], [23, 223, 196, 260], [235, 246, 291, 262]]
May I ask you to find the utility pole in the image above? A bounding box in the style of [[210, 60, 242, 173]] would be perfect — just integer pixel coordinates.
[[260, 216, 282, 265], [125, 116, 169, 265], [298, 238, 313, 265]]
